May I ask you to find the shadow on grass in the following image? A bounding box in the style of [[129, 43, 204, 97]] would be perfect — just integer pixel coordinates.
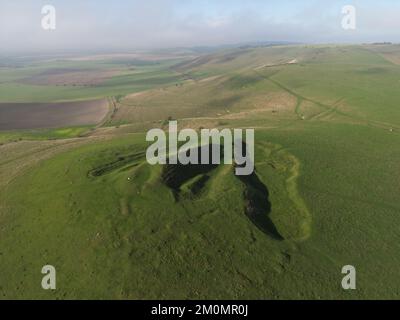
[[235, 140, 282, 240], [237, 170, 283, 241], [162, 142, 282, 240], [161, 144, 220, 199]]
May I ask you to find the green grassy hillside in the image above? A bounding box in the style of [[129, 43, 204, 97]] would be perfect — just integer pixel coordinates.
[[1, 45, 399, 299]]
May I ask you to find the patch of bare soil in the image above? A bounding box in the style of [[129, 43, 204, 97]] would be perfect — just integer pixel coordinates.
[[0, 99, 109, 130]]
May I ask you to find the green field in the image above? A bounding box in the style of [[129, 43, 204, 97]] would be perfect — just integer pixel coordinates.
[[0, 56, 187, 103], [1, 45, 399, 299]]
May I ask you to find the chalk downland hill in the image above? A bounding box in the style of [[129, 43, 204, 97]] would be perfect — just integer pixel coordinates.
[[0, 45, 400, 299]]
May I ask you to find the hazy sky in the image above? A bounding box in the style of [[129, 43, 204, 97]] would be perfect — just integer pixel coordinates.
[[1, 0, 400, 53]]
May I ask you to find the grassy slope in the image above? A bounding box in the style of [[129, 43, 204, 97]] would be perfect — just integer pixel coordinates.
[[1, 45, 400, 299], [0, 126, 92, 144]]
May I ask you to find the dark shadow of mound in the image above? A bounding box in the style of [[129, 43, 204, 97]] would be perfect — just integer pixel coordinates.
[[161, 141, 283, 240], [161, 144, 222, 199], [237, 171, 283, 240], [235, 140, 282, 240]]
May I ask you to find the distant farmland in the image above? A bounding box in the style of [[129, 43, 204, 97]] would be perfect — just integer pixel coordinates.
[[19, 68, 122, 86], [0, 99, 109, 130]]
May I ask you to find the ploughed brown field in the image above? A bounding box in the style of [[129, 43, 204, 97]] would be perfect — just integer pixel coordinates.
[[0, 99, 109, 130]]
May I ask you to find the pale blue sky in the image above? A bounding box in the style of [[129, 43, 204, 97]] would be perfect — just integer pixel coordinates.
[[1, 0, 400, 52]]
